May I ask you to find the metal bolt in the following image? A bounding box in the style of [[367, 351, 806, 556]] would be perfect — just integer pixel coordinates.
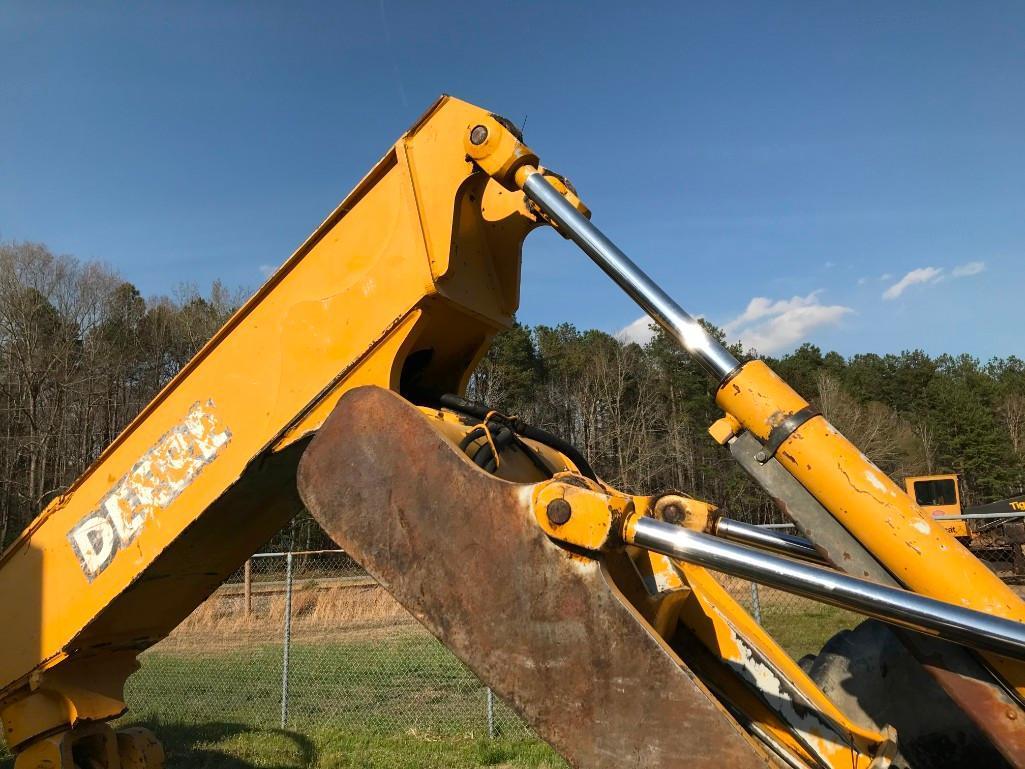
[[469, 125, 489, 145], [546, 498, 572, 526], [662, 504, 684, 525], [1008, 707, 1019, 721]]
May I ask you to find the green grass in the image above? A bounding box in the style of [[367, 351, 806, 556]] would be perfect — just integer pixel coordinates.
[[0, 723, 562, 769], [760, 603, 859, 661], [133, 722, 564, 769], [117, 634, 567, 768], [125, 635, 520, 734]]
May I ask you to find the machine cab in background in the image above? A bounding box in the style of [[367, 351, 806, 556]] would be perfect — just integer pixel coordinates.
[[904, 473, 970, 539]]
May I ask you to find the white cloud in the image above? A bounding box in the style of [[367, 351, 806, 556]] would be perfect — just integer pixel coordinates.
[[616, 316, 658, 346], [881, 261, 986, 300], [724, 291, 853, 354], [882, 267, 943, 300], [952, 260, 986, 277], [259, 264, 275, 278]]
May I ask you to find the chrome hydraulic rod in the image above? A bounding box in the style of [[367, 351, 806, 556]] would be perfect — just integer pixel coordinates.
[[520, 170, 740, 380], [715, 517, 827, 564], [626, 514, 1025, 660]]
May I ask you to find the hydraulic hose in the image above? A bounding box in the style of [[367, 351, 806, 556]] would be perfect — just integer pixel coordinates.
[[440, 393, 597, 481]]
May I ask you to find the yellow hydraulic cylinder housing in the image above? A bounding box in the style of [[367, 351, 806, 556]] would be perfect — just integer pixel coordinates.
[[0, 95, 548, 758], [715, 359, 1025, 696]]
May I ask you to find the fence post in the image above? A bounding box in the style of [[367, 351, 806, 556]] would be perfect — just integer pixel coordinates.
[[243, 559, 252, 617], [486, 687, 495, 739], [750, 582, 763, 624], [280, 551, 293, 728]]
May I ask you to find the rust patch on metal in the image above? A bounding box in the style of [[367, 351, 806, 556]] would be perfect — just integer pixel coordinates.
[[906, 635, 1025, 767], [298, 386, 772, 769]]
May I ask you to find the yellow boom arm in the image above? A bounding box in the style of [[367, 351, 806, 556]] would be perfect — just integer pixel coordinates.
[[0, 95, 552, 762]]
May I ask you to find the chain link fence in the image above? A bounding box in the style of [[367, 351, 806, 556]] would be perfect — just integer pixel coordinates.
[[940, 514, 1025, 582], [121, 515, 1025, 755], [122, 547, 849, 741], [123, 549, 530, 745]]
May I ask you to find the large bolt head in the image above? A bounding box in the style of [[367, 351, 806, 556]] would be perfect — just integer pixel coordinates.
[[469, 125, 489, 145], [546, 498, 572, 526], [662, 504, 684, 524]]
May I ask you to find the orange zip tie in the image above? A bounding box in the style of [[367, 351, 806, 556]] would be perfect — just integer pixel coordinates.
[[480, 412, 503, 469]]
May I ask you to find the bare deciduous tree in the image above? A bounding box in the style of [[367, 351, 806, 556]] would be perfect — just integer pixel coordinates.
[[0, 242, 239, 547]]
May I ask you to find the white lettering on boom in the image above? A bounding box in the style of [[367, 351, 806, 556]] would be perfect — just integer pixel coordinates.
[[68, 400, 232, 580]]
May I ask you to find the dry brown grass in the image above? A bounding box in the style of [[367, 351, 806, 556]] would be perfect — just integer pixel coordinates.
[[155, 572, 829, 654], [154, 580, 420, 653], [152, 571, 883, 658]]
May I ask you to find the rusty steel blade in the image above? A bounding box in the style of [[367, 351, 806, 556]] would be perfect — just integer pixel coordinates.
[[297, 387, 773, 769]]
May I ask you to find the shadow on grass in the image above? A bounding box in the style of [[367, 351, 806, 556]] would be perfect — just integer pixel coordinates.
[[0, 722, 316, 769], [1, 720, 565, 769], [138, 721, 317, 769]]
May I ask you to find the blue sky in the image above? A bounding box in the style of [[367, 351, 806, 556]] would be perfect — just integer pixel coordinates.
[[2, 3, 1023, 358]]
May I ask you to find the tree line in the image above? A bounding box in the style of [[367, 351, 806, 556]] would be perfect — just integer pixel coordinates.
[[1, 240, 1023, 551], [471, 321, 1025, 528], [0, 242, 239, 546]]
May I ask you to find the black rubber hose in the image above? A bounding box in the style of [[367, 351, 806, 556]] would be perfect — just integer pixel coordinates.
[[471, 442, 493, 468], [440, 393, 598, 481], [456, 413, 555, 477], [440, 393, 491, 421], [472, 425, 515, 468], [459, 426, 486, 452], [471, 429, 498, 468], [516, 422, 597, 480]]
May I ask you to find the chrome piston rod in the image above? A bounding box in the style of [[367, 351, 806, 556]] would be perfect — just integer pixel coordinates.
[[521, 170, 740, 381], [715, 517, 827, 564], [628, 514, 1025, 660]]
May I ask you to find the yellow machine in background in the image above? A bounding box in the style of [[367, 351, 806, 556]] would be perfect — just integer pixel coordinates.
[[906, 473, 1025, 581], [904, 474, 969, 538], [3, 95, 1025, 769]]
